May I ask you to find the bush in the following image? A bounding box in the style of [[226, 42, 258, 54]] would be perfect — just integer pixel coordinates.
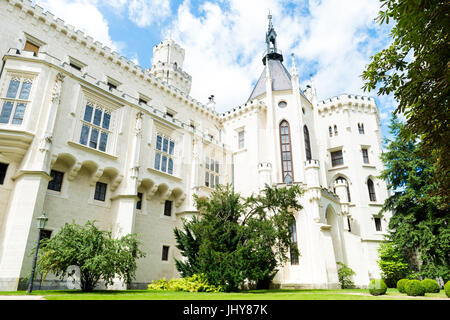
[[444, 281, 450, 298], [337, 262, 356, 289], [396, 279, 409, 293], [368, 279, 387, 296], [420, 279, 440, 293], [404, 280, 425, 296], [148, 274, 222, 293]]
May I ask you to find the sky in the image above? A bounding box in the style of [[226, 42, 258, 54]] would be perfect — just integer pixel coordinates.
[[33, 0, 397, 141]]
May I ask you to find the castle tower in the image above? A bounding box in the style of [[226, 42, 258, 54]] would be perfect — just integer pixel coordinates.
[[150, 39, 192, 95]]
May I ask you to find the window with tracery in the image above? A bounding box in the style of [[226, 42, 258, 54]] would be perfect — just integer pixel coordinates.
[[280, 121, 293, 183]]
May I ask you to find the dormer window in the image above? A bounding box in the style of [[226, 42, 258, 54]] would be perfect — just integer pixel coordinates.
[[106, 77, 120, 92], [24, 41, 40, 56]]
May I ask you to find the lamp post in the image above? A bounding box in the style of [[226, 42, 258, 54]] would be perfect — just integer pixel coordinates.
[[27, 212, 48, 294]]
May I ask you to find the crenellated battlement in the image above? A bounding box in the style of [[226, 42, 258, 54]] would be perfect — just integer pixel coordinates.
[[4, 0, 221, 121], [220, 99, 267, 122], [317, 94, 378, 117]]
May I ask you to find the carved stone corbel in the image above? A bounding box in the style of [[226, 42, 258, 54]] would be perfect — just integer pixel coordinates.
[[146, 184, 159, 201], [110, 174, 124, 192], [160, 188, 173, 204], [67, 162, 82, 181], [175, 193, 186, 208], [90, 168, 104, 186]]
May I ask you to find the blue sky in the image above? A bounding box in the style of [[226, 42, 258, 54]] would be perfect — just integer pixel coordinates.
[[34, 0, 397, 142]]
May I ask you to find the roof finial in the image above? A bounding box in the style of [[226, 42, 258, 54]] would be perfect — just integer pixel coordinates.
[[268, 10, 273, 30], [291, 53, 297, 75]]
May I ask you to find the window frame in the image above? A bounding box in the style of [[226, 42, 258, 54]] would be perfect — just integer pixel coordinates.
[[161, 245, 170, 261], [367, 178, 376, 202], [303, 125, 312, 161], [0, 162, 8, 185], [330, 150, 344, 167], [94, 181, 107, 202], [154, 133, 176, 175], [289, 217, 299, 265], [279, 120, 294, 184], [163, 200, 172, 217], [205, 156, 220, 188], [374, 217, 382, 231], [0, 73, 35, 126], [79, 101, 112, 153], [238, 130, 245, 149], [362, 148, 370, 164], [47, 170, 64, 192]]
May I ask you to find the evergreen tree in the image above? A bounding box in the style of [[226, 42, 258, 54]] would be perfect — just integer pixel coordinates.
[[380, 116, 450, 281], [174, 184, 303, 291], [362, 0, 450, 209]]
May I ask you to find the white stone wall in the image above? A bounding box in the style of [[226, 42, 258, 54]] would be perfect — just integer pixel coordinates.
[[0, 0, 391, 290]]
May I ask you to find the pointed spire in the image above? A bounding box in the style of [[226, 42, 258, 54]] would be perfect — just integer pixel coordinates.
[[268, 10, 273, 30]]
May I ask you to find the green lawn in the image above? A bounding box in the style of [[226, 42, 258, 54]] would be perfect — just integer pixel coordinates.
[[0, 288, 448, 300]]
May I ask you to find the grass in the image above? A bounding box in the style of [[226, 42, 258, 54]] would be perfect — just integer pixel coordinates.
[[0, 288, 448, 300]]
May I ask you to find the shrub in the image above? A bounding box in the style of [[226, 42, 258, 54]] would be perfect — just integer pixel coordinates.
[[368, 279, 387, 296], [396, 279, 409, 293], [404, 280, 425, 296], [444, 281, 450, 298], [420, 279, 440, 293], [148, 274, 222, 293], [337, 262, 356, 289]]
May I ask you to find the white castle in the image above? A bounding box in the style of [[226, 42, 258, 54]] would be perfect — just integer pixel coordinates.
[[0, 0, 391, 290]]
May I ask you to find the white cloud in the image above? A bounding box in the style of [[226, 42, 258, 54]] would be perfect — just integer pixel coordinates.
[[35, 0, 119, 51], [127, 0, 171, 27], [167, 0, 391, 112]]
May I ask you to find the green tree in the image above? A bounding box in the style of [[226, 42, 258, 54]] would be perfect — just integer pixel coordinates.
[[362, 0, 450, 209], [174, 184, 303, 292], [337, 262, 356, 289], [377, 241, 409, 287], [38, 220, 145, 292], [380, 116, 450, 282]]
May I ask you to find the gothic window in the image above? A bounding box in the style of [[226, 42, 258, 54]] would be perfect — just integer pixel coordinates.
[[362, 148, 369, 164], [94, 182, 107, 202], [289, 216, 299, 265], [0, 162, 8, 184], [334, 125, 338, 136], [47, 170, 64, 192], [154, 134, 175, 175], [303, 125, 312, 161], [80, 102, 111, 152], [280, 121, 294, 183], [368, 178, 376, 202], [331, 150, 344, 167], [358, 123, 365, 134], [205, 157, 220, 188], [0, 75, 34, 125], [329, 126, 333, 137]]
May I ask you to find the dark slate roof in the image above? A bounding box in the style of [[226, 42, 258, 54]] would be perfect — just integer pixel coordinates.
[[247, 59, 293, 102]]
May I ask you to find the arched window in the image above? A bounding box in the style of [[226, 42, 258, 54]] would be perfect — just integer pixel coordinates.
[[368, 178, 376, 201], [329, 126, 333, 137], [280, 121, 294, 183], [334, 125, 338, 136], [303, 125, 312, 161], [289, 216, 299, 265]]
